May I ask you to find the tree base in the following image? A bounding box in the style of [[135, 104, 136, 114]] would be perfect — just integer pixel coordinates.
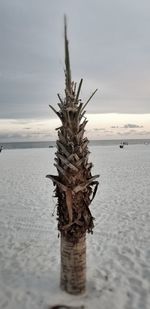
[[60, 234, 86, 295]]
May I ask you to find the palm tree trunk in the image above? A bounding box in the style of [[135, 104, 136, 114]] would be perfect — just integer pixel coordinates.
[[47, 16, 99, 295], [60, 234, 86, 294]]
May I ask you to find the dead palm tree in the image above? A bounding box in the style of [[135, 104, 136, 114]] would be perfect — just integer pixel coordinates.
[[47, 17, 99, 295]]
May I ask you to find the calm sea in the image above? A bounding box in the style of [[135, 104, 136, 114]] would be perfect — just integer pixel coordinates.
[[0, 139, 150, 150]]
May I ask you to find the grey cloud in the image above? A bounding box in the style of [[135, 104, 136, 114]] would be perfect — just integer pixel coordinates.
[[0, 131, 53, 142], [116, 129, 150, 137], [124, 124, 143, 128], [31, 131, 50, 135], [111, 124, 143, 129], [138, 130, 150, 135], [0, 0, 150, 119], [94, 128, 105, 131], [0, 132, 26, 140], [104, 130, 114, 134], [117, 131, 134, 136]]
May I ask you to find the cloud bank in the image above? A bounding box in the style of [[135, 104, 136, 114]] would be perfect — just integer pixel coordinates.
[[0, 0, 150, 122]]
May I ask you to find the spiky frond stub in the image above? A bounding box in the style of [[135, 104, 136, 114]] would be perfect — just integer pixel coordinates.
[[64, 15, 71, 92], [47, 18, 99, 243]]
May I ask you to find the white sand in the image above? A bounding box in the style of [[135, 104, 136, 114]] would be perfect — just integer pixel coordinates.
[[0, 145, 150, 309]]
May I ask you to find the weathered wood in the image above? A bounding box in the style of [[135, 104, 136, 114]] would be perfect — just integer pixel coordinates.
[[49, 105, 61, 120], [75, 157, 85, 168], [57, 93, 64, 104], [57, 141, 70, 157], [64, 15, 71, 92], [79, 119, 88, 131], [90, 180, 99, 202], [57, 153, 78, 172], [82, 139, 89, 150], [81, 88, 98, 112], [65, 190, 73, 223], [60, 234, 86, 294], [79, 110, 86, 121], [58, 131, 67, 144], [72, 175, 99, 193], [75, 78, 83, 103], [73, 82, 77, 95], [46, 175, 68, 192], [54, 163, 68, 179], [75, 128, 85, 143]]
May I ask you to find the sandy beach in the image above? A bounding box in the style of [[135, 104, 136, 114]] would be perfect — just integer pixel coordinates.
[[0, 144, 150, 309]]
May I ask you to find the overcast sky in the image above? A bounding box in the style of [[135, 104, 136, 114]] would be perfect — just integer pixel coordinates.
[[0, 0, 150, 141]]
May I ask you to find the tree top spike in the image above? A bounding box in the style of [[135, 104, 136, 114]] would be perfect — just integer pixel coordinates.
[[64, 15, 71, 91]]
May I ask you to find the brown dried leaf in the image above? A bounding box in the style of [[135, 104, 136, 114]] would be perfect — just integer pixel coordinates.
[[46, 175, 68, 192]]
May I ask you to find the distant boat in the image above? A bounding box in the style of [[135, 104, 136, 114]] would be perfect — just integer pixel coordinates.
[[49, 145, 54, 148], [119, 143, 124, 149], [119, 141, 128, 148]]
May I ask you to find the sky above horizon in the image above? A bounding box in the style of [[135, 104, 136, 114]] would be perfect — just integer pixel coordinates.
[[0, 0, 150, 141]]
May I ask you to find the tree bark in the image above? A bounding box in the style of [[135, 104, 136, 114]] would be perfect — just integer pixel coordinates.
[[60, 234, 86, 294]]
